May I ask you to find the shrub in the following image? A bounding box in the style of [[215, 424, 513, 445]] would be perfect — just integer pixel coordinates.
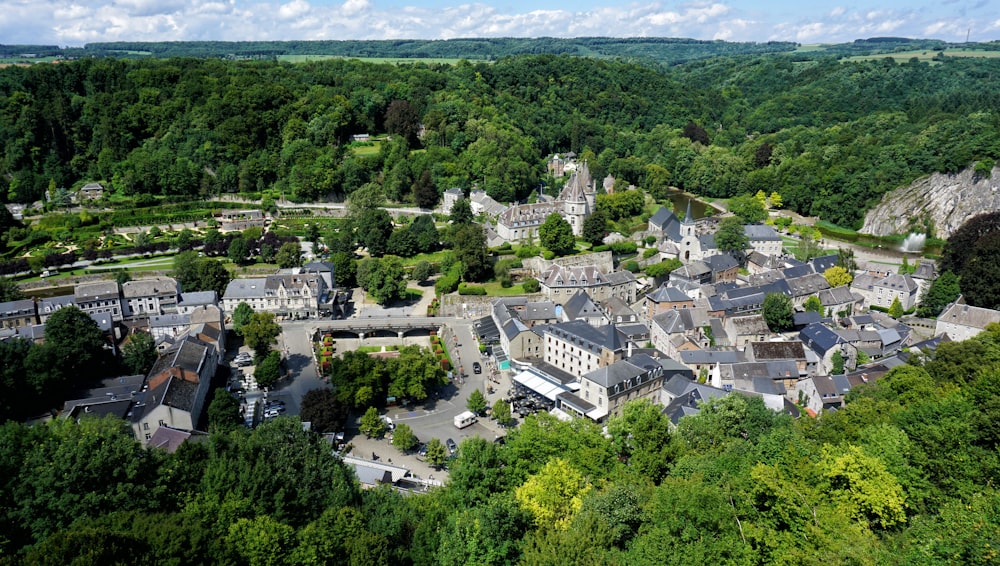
[[542, 250, 555, 260], [623, 260, 641, 272], [458, 283, 487, 295], [522, 278, 541, 293], [592, 245, 610, 253], [609, 241, 638, 255], [516, 245, 540, 259], [643, 248, 660, 259]]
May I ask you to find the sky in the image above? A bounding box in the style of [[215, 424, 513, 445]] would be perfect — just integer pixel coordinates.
[[2, 0, 998, 47]]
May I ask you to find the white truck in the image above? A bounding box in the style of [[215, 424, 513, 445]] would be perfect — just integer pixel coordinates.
[[454, 410, 477, 429]]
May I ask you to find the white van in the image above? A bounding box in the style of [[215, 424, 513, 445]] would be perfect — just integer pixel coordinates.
[[454, 411, 477, 429]]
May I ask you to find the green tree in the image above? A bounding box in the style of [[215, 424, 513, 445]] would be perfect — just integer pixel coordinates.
[[728, 193, 767, 223], [0, 276, 24, 302], [331, 251, 358, 288], [121, 331, 156, 376], [412, 260, 433, 283], [207, 387, 242, 434], [412, 169, 438, 209], [385, 345, 444, 401], [255, 350, 282, 388], [582, 208, 608, 247], [824, 266, 853, 287], [762, 292, 794, 332], [241, 312, 281, 360], [360, 407, 387, 438], [803, 295, 823, 313], [466, 389, 487, 415], [888, 296, 905, 318], [391, 423, 418, 452], [539, 213, 576, 257], [359, 256, 408, 306], [917, 270, 961, 317], [714, 216, 749, 264], [522, 277, 540, 293], [275, 241, 302, 269], [226, 514, 297, 566], [228, 237, 250, 265], [957, 232, 1000, 309], [493, 398, 513, 426], [515, 457, 592, 531], [231, 302, 254, 333], [300, 388, 349, 433], [259, 243, 275, 264], [821, 444, 907, 530], [607, 399, 679, 484], [450, 198, 473, 225], [357, 208, 394, 257], [451, 224, 490, 282], [425, 437, 448, 469], [831, 350, 845, 375]]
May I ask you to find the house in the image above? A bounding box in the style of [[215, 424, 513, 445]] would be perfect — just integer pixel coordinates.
[[576, 353, 669, 421], [122, 277, 180, 317], [935, 300, 1000, 341], [785, 273, 831, 307], [215, 209, 266, 232], [494, 163, 595, 242], [542, 320, 627, 379], [603, 296, 639, 324], [561, 291, 608, 326], [131, 335, 218, 445], [538, 264, 637, 306], [678, 349, 744, 376], [723, 314, 769, 349], [645, 283, 696, 322], [0, 299, 37, 330], [745, 341, 809, 379], [669, 261, 712, 286], [442, 188, 464, 214], [222, 273, 328, 318], [791, 374, 853, 414], [79, 182, 104, 200], [62, 374, 146, 421], [872, 273, 919, 310], [469, 189, 507, 219], [744, 224, 782, 257], [649, 308, 710, 357], [703, 254, 739, 284], [75, 281, 124, 322], [648, 206, 683, 243], [148, 313, 191, 341], [660, 374, 729, 426], [176, 290, 219, 314], [36, 294, 76, 323], [747, 251, 784, 275], [817, 286, 861, 318]]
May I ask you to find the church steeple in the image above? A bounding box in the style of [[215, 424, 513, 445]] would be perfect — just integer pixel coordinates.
[[682, 200, 694, 225]]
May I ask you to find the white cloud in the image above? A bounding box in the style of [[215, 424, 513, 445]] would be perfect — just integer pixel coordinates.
[[0, 0, 997, 47]]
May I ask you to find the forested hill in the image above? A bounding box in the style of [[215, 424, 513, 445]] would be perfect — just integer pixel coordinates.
[[1, 51, 999, 228], [6, 37, 800, 64]]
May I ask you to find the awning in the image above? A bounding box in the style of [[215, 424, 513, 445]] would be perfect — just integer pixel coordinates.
[[512, 370, 577, 401]]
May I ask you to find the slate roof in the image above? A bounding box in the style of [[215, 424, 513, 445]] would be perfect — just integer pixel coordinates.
[[697, 234, 717, 250], [809, 254, 839, 274], [149, 313, 190, 329], [649, 206, 682, 241], [148, 336, 211, 378], [704, 253, 739, 273], [647, 283, 693, 304], [0, 299, 35, 318], [786, 273, 830, 297], [799, 322, 844, 355], [37, 294, 76, 316], [728, 314, 769, 335], [74, 281, 120, 302], [744, 224, 781, 241], [521, 301, 558, 321], [122, 277, 179, 299], [546, 320, 624, 355], [582, 357, 649, 389], [781, 264, 815, 280], [563, 291, 603, 322], [540, 264, 607, 288], [178, 291, 218, 308], [935, 301, 1000, 331], [875, 274, 918, 293], [818, 286, 859, 306], [679, 349, 743, 365]]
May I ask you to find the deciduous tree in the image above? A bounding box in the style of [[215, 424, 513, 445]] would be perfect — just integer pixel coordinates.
[[539, 213, 575, 257], [275, 241, 302, 269], [762, 292, 794, 332], [425, 438, 448, 469], [360, 407, 387, 438], [466, 389, 487, 415], [241, 312, 281, 360], [231, 302, 254, 333], [121, 331, 157, 376], [515, 457, 592, 530], [391, 423, 418, 452], [824, 265, 853, 287]]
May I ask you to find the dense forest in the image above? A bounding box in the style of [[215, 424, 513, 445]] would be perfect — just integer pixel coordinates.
[[2, 47, 1000, 228], [2, 327, 1000, 564]]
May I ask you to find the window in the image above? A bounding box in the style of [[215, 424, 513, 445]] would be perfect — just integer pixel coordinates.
[[159, 419, 166, 426], [145, 434, 151, 440], [143, 422, 149, 430]]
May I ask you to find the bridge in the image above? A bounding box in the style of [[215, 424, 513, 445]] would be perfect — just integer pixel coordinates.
[[314, 316, 447, 339]]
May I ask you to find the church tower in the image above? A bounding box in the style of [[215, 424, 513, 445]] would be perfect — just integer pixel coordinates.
[[559, 162, 591, 237]]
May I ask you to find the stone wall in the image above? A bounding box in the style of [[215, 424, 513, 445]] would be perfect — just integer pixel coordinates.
[[521, 250, 614, 275]]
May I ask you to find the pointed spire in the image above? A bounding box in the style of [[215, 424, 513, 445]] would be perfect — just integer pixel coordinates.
[[682, 200, 694, 225]]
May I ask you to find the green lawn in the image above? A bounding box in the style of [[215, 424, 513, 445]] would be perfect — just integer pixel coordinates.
[[350, 142, 381, 156], [480, 281, 529, 296]]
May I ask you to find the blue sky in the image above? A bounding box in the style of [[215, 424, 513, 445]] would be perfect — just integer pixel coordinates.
[[1, 0, 997, 46]]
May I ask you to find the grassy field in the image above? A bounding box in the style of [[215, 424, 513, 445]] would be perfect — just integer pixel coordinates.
[[350, 142, 381, 156], [479, 281, 529, 296], [844, 49, 1000, 63]]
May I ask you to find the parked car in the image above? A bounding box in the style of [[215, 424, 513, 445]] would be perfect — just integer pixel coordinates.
[[264, 409, 280, 418], [446, 438, 458, 455], [417, 443, 428, 459], [472, 362, 482, 374]]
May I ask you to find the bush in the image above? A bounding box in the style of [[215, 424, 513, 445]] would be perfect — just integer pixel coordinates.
[[643, 247, 660, 259], [592, 245, 610, 253], [542, 250, 556, 260], [522, 278, 540, 293], [623, 260, 641, 273], [516, 245, 540, 259], [609, 241, 638, 255], [458, 283, 487, 295]]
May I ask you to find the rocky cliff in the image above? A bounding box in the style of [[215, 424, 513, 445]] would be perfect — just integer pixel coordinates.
[[860, 165, 1000, 239]]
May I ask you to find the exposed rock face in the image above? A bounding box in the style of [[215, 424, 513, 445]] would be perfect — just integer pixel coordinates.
[[861, 165, 1000, 239]]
